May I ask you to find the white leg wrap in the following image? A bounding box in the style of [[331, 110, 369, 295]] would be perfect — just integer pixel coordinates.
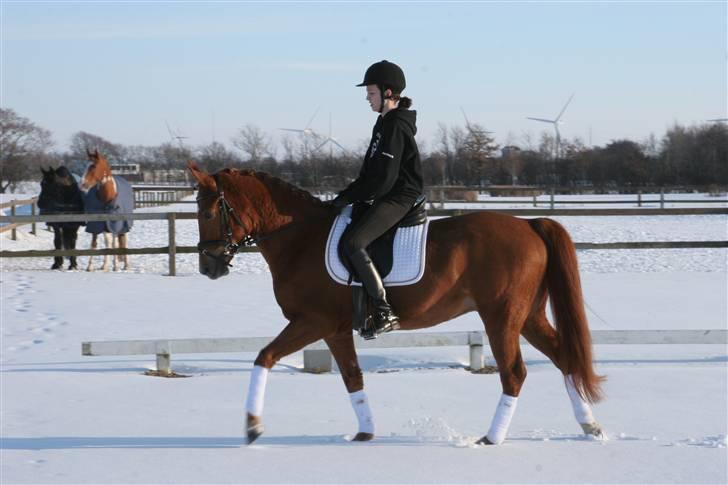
[[245, 366, 269, 417], [565, 375, 595, 424], [486, 394, 518, 445], [349, 390, 374, 434]]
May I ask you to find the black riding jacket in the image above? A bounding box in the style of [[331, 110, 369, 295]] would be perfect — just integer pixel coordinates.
[[335, 108, 424, 207]]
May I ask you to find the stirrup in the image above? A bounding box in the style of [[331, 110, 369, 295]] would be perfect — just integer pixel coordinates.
[[359, 310, 400, 340]]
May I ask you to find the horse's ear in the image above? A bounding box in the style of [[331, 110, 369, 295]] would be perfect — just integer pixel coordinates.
[[188, 161, 217, 192], [41, 167, 49, 175], [93, 149, 99, 158], [86, 147, 93, 158]]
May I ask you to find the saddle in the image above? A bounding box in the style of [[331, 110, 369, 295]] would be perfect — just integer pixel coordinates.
[[336, 195, 427, 335]]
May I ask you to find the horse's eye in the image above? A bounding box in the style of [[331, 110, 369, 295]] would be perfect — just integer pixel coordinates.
[[203, 211, 214, 220]]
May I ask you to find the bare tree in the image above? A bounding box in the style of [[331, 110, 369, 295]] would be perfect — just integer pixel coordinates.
[[69, 131, 121, 161], [0, 108, 53, 193], [232, 124, 272, 162], [461, 121, 499, 185], [196, 141, 241, 173], [280, 133, 297, 163]]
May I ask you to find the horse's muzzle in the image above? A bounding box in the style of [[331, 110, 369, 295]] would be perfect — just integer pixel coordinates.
[[199, 254, 230, 280]]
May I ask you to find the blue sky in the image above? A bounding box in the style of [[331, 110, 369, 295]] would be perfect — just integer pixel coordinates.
[[2, 1, 726, 155]]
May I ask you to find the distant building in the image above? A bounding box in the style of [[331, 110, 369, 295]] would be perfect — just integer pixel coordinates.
[[110, 163, 143, 182]]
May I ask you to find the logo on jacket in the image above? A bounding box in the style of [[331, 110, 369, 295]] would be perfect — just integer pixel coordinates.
[[368, 133, 382, 159]]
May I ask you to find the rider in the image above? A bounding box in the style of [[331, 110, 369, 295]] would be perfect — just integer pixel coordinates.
[[331, 60, 424, 337]]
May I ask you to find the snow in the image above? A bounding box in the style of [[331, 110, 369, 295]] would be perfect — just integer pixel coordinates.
[[1, 191, 727, 484]]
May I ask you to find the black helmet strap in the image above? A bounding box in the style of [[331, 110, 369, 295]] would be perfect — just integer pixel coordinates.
[[377, 84, 399, 113]]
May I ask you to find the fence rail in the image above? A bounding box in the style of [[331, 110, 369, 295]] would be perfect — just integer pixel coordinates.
[[2, 211, 726, 275], [81, 329, 728, 375]]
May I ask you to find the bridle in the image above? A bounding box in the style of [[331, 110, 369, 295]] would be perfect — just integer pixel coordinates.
[[195, 186, 257, 267], [195, 177, 329, 267]]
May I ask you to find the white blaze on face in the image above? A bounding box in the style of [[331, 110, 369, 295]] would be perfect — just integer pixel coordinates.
[[79, 163, 94, 192]]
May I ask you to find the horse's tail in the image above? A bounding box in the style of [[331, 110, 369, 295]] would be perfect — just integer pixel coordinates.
[[528, 217, 604, 403]]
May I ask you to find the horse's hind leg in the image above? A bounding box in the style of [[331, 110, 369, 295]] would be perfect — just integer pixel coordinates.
[[478, 306, 528, 445], [325, 332, 373, 441], [51, 228, 63, 269], [522, 309, 604, 438]]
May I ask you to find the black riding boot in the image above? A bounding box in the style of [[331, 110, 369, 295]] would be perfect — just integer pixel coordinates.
[[348, 248, 399, 339]]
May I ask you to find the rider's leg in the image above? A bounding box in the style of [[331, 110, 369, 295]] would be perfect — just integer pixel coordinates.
[[341, 200, 410, 335]]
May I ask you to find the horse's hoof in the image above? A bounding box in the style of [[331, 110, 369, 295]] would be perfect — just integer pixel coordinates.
[[352, 432, 374, 442], [246, 414, 264, 444], [51, 265, 62, 270], [475, 435, 495, 445], [246, 424, 264, 444], [581, 422, 606, 439]]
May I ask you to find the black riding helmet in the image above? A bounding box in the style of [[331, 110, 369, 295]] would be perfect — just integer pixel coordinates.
[[356, 60, 406, 112]]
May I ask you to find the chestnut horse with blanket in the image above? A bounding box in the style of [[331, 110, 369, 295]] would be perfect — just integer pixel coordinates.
[[188, 163, 605, 445]]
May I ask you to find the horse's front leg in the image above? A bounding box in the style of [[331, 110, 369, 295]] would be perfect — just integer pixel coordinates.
[[51, 227, 63, 270], [64, 226, 79, 270], [101, 233, 113, 272], [86, 234, 98, 271], [325, 332, 374, 442], [246, 319, 330, 445], [118, 233, 129, 270]]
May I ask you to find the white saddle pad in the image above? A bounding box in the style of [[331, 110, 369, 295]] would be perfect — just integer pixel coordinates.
[[325, 205, 429, 287]]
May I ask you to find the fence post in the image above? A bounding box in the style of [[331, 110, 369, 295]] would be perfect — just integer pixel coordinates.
[[31, 200, 37, 235], [156, 353, 172, 375], [10, 203, 16, 241], [303, 349, 332, 373], [638, 190, 642, 207], [533, 194, 537, 207], [167, 213, 177, 276], [468, 332, 484, 371], [660, 188, 665, 209], [550, 189, 555, 210], [439, 189, 445, 209]]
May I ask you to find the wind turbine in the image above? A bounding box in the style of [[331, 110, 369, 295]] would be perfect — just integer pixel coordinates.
[[313, 112, 347, 157], [460, 106, 494, 136], [279, 106, 323, 138], [527, 93, 575, 159], [165, 121, 189, 149]]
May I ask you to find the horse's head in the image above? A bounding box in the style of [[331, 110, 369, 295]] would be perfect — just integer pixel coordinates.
[[79, 149, 111, 192], [188, 162, 255, 280], [38, 166, 78, 211]]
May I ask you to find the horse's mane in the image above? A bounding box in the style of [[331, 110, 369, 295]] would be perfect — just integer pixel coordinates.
[[54, 166, 77, 185], [224, 169, 328, 208]]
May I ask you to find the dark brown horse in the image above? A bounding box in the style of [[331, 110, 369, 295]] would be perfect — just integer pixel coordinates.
[[188, 163, 605, 446]]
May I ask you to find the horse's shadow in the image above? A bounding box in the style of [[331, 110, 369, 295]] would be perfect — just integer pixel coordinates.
[[1, 434, 461, 450]]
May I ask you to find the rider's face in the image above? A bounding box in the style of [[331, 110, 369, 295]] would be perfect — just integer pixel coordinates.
[[365, 85, 380, 112]]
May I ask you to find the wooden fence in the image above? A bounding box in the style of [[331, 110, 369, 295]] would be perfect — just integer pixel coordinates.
[[0, 197, 38, 240], [2, 209, 727, 276], [81, 329, 728, 375]]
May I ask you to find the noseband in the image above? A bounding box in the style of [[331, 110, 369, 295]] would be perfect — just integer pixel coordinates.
[[196, 188, 256, 267]]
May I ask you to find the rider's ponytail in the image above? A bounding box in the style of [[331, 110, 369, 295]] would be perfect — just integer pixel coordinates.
[[398, 97, 413, 109]]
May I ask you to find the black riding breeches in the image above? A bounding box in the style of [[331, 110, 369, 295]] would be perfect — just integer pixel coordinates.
[[340, 199, 412, 259]]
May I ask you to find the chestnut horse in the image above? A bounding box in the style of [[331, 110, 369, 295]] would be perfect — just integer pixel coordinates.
[[188, 163, 605, 446], [79, 150, 134, 271]]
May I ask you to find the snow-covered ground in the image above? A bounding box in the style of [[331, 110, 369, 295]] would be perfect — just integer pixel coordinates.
[[1, 189, 727, 484]]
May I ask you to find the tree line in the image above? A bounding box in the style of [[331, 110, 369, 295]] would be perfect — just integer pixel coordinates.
[[1, 107, 726, 193]]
